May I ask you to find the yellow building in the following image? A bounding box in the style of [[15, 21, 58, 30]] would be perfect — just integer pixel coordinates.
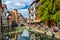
[[8, 9, 20, 26]]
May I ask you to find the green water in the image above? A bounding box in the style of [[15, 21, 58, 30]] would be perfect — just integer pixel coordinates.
[[29, 31, 60, 40]]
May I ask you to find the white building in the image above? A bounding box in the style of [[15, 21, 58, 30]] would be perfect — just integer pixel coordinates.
[[2, 4, 10, 25], [28, 0, 40, 22]]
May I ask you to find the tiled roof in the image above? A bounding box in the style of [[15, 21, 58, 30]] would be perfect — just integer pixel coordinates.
[[2, 4, 6, 8]]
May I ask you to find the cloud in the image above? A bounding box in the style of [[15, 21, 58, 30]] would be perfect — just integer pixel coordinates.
[[2, 0, 35, 18], [18, 9, 29, 18], [15, 2, 21, 6], [2, 0, 35, 9], [5, 1, 12, 4], [22, 0, 35, 5], [14, 2, 26, 8]]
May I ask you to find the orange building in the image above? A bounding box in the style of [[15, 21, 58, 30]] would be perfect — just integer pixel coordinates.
[[8, 9, 20, 26], [2, 4, 7, 8]]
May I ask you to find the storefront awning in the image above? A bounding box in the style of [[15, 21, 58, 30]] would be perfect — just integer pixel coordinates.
[[30, 20, 41, 23]]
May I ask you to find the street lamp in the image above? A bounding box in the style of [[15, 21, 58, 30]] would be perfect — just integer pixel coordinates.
[[0, 0, 2, 39]]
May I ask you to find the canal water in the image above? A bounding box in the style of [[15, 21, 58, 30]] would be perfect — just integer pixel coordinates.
[[17, 29, 60, 40], [17, 29, 30, 40]]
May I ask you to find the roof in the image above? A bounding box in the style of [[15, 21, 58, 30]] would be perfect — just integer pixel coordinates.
[[9, 11, 14, 15], [30, 0, 40, 6], [19, 13, 23, 17], [9, 11, 25, 19], [30, 20, 41, 23], [19, 13, 25, 19], [2, 4, 7, 9], [14, 8, 18, 11]]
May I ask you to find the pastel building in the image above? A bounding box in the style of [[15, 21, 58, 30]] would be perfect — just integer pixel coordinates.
[[2, 4, 9, 25], [8, 9, 20, 26], [28, 0, 40, 23]]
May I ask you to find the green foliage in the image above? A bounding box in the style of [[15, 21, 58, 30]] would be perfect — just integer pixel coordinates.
[[53, 11, 60, 22], [38, 0, 60, 22]]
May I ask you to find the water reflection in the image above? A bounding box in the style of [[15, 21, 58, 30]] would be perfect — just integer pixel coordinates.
[[17, 30, 29, 40]]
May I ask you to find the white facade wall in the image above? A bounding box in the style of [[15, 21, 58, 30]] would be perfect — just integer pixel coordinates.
[[28, 1, 40, 22], [2, 8, 9, 25], [30, 3, 36, 21]]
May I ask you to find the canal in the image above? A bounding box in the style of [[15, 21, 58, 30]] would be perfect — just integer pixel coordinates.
[[2, 26, 60, 40]]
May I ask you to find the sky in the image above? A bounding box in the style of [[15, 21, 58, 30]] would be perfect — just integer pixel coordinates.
[[2, 0, 35, 18]]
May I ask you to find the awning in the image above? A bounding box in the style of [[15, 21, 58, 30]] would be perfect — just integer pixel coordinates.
[[30, 20, 41, 23]]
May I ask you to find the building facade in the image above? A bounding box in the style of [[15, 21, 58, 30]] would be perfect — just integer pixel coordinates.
[[18, 13, 26, 26], [28, 0, 40, 23], [8, 9, 26, 26], [1, 4, 10, 39], [8, 9, 19, 26], [2, 4, 9, 26]]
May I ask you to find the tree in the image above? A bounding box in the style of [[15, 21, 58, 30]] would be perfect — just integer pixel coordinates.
[[38, 0, 60, 27]]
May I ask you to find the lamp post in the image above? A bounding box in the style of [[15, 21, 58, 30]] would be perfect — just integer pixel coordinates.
[[0, 0, 2, 39]]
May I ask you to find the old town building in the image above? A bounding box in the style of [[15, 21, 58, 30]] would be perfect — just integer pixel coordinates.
[[7, 9, 20, 31], [8, 9, 19, 26], [18, 13, 26, 26], [2, 4, 9, 26], [28, 0, 40, 23], [28, 0, 43, 28], [1, 4, 10, 39], [8, 9, 26, 28], [8, 9, 26, 25]]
